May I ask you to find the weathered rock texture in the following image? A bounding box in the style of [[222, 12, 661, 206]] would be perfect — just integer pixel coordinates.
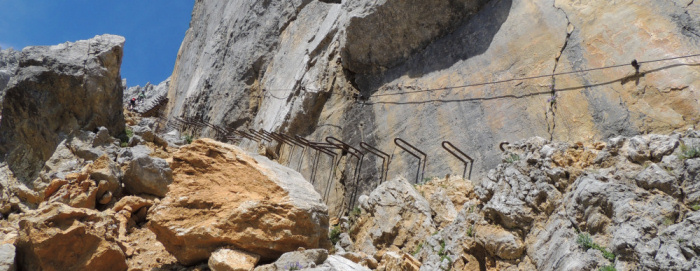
[[165, 0, 700, 216], [0, 34, 126, 185], [332, 131, 700, 270], [0, 47, 20, 102], [16, 203, 127, 271], [149, 138, 330, 264]]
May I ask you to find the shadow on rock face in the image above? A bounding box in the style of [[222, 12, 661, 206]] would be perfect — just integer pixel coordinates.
[[354, 0, 513, 92]]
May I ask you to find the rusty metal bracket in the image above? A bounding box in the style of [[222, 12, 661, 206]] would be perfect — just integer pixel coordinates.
[[326, 137, 365, 210], [499, 141, 510, 152], [360, 142, 390, 184], [237, 130, 262, 142], [277, 133, 308, 170], [248, 129, 272, 143], [442, 141, 474, 180], [297, 136, 340, 201], [393, 138, 427, 184]]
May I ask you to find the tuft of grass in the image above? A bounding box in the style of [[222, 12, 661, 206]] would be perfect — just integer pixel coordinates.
[[691, 204, 700, 211], [577, 233, 616, 262], [437, 239, 453, 270], [505, 154, 520, 163], [467, 225, 475, 237], [412, 242, 423, 256], [329, 226, 342, 245], [182, 134, 194, 144], [599, 265, 616, 271], [125, 128, 133, 139], [678, 143, 700, 160], [120, 142, 128, 148]]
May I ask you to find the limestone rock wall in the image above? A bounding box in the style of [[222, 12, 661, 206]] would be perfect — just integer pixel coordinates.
[[167, 0, 700, 214]]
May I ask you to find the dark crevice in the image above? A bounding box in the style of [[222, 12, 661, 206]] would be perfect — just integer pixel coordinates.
[[547, 4, 573, 141]]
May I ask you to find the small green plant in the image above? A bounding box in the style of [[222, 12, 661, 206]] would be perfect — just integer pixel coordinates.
[[437, 239, 453, 270], [329, 226, 342, 245], [349, 207, 362, 222], [467, 225, 474, 237], [678, 143, 700, 160], [505, 154, 520, 163], [412, 242, 423, 256], [119, 128, 133, 147], [577, 233, 616, 262], [599, 265, 616, 271], [691, 204, 700, 211], [663, 216, 675, 226], [600, 249, 616, 262], [577, 233, 594, 250], [677, 238, 687, 244], [182, 134, 194, 144]]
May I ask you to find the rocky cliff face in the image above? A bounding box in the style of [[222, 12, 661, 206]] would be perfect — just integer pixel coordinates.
[[166, 0, 700, 214], [0, 35, 126, 188]]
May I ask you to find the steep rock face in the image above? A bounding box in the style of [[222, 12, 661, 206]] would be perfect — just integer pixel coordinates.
[[0, 35, 126, 185], [149, 138, 330, 264], [167, 0, 700, 215]]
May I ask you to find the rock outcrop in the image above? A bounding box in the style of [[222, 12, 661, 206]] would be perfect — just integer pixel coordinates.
[[149, 138, 330, 264], [352, 177, 437, 257], [338, 130, 700, 270], [0, 34, 126, 185]]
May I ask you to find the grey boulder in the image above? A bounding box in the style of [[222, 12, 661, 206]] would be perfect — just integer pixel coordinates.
[[123, 151, 173, 197]]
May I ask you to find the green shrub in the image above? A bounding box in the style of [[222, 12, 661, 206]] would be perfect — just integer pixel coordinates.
[[183, 134, 194, 144], [577, 233, 615, 262], [691, 204, 700, 211], [329, 226, 341, 245], [119, 128, 133, 147], [577, 233, 594, 250], [505, 154, 520, 163], [599, 265, 616, 271], [678, 143, 700, 160]]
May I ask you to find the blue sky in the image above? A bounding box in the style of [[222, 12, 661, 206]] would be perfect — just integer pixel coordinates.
[[0, 0, 193, 87]]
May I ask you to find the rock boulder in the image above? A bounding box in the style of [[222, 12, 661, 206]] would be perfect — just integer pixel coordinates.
[[149, 138, 330, 265], [16, 203, 127, 271], [0, 34, 125, 184], [123, 151, 173, 197]]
